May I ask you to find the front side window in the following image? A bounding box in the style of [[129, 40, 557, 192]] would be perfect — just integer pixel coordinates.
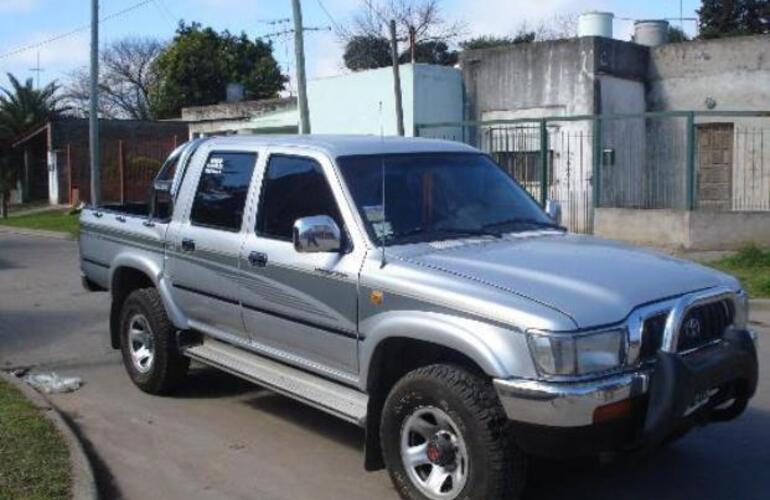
[[337, 152, 556, 246], [257, 154, 343, 241], [190, 151, 257, 231]]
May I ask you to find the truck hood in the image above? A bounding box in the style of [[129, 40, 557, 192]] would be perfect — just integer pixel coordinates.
[[396, 233, 738, 329]]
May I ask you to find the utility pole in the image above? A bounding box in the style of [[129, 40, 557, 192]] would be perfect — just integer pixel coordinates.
[[89, 0, 101, 206], [408, 26, 416, 64], [291, 0, 310, 134], [389, 20, 405, 136]]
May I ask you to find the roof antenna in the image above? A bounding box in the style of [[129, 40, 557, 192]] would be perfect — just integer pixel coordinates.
[[379, 100, 387, 268]]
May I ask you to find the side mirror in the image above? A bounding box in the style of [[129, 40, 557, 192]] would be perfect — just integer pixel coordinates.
[[545, 200, 562, 225], [293, 215, 342, 253]]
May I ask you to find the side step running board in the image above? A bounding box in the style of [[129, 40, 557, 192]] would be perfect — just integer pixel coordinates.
[[183, 338, 368, 426]]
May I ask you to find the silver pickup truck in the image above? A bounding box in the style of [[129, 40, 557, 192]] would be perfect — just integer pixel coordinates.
[[80, 135, 759, 500]]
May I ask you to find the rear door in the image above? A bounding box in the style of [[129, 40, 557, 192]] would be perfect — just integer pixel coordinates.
[[239, 148, 363, 381], [165, 146, 258, 339]]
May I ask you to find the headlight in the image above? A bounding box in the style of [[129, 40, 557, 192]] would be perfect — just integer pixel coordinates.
[[527, 329, 625, 376], [733, 290, 749, 330]]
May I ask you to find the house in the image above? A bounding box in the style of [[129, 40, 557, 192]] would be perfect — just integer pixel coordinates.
[[181, 64, 463, 138], [452, 33, 770, 247]]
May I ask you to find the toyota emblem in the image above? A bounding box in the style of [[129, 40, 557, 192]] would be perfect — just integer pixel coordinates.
[[683, 317, 702, 339]]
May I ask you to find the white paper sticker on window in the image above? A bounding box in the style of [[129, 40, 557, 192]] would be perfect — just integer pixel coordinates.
[[204, 157, 224, 175]]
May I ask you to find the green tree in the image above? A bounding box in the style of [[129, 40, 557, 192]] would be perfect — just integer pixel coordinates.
[[399, 40, 458, 65], [0, 74, 66, 217], [340, 0, 463, 71], [149, 22, 286, 119], [697, 0, 770, 38], [668, 26, 691, 42], [460, 33, 536, 51], [343, 35, 392, 71]]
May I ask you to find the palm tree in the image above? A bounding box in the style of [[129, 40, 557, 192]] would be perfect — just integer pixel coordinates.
[[0, 73, 66, 217]]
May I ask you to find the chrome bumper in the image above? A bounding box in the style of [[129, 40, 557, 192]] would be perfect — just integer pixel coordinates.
[[493, 371, 650, 428], [494, 328, 758, 429]]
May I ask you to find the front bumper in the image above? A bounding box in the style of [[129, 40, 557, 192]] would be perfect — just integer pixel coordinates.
[[494, 328, 758, 457]]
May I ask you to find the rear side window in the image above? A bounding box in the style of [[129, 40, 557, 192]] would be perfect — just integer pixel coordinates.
[[190, 152, 257, 231], [257, 155, 343, 241]]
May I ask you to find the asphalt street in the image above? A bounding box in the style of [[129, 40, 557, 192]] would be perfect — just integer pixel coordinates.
[[1, 231, 769, 500]]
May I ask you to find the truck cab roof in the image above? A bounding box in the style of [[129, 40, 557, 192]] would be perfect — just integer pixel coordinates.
[[195, 134, 478, 158]]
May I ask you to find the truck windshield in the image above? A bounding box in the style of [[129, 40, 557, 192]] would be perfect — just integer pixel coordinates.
[[336, 152, 559, 247]]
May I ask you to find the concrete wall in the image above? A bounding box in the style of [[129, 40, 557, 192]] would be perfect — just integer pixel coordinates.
[[308, 64, 462, 137], [461, 38, 597, 123], [647, 35, 770, 111], [595, 208, 770, 250]]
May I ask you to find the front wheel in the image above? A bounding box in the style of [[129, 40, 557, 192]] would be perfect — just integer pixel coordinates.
[[119, 288, 189, 394], [380, 364, 526, 500]]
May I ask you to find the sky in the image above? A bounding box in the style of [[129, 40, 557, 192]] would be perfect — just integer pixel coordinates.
[[0, 0, 703, 92]]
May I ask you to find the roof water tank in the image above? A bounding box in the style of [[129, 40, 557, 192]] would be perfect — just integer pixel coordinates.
[[578, 11, 614, 38], [634, 20, 670, 47]]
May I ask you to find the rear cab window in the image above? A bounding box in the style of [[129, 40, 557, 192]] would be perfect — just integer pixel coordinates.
[[190, 151, 258, 232]]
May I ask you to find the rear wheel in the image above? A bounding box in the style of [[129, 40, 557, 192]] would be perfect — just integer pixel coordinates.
[[380, 364, 526, 500], [119, 288, 189, 394]]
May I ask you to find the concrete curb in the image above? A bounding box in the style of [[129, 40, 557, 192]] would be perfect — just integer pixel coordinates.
[[0, 371, 99, 500], [751, 299, 770, 314], [0, 226, 73, 240]]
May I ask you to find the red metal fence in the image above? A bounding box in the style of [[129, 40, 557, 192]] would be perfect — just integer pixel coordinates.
[[58, 136, 178, 205]]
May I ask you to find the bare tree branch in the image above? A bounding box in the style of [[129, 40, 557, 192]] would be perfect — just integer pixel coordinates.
[[63, 37, 165, 120], [341, 0, 466, 45]]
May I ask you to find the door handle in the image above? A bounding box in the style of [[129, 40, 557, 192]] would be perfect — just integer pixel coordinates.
[[181, 238, 196, 252], [248, 251, 268, 267]]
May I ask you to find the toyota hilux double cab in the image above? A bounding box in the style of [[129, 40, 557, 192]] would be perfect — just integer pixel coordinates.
[[80, 135, 759, 500]]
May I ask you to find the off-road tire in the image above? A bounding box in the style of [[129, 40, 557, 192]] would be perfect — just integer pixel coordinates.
[[380, 364, 526, 500], [119, 288, 189, 394]]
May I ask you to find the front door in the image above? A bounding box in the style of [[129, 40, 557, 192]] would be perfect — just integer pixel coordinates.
[[166, 149, 258, 339], [239, 150, 360, 381]]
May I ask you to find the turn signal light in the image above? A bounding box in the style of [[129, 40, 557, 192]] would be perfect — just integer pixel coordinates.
[[593, 399, 634, 424]]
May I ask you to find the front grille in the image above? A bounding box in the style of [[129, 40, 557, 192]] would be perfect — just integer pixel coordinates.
[[639, 299, 734, 360], [677, 299, 734, 352]]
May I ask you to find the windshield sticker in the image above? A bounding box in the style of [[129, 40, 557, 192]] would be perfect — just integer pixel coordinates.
[[363, 205, 385, 223], [372, 221, 393, 240]]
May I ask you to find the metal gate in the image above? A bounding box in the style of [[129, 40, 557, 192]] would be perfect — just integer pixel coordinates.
[[415, 110, 770, 234]]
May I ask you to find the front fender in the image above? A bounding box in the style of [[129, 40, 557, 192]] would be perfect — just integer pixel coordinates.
[[358, 310, 537, 391], [110, 252, 189, 330]]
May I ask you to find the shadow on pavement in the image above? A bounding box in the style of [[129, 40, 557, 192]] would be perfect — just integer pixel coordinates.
[[243, 392, 364, 452], [59, 411, 125, 500], [172, 365, 364, 452], [525, 407, 770, 499], [173, 365, 258, 399]]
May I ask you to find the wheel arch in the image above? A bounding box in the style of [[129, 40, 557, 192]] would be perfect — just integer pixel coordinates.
[[359, 312, 529, 471], [109, 254, 187, 349]]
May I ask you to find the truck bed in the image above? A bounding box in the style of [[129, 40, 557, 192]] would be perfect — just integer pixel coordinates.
[[78, 205, 168, 291]]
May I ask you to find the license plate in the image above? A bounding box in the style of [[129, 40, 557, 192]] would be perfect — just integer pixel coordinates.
[[684, 388, 719, 416]]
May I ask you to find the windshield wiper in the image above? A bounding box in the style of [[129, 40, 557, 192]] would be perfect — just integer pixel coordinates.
[[483, 217, 566, 232]]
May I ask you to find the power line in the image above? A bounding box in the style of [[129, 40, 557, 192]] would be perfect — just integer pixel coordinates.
[[0, 0, 155, 61], [315, 0, 343, 34], [151, 0, 176, 29]]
